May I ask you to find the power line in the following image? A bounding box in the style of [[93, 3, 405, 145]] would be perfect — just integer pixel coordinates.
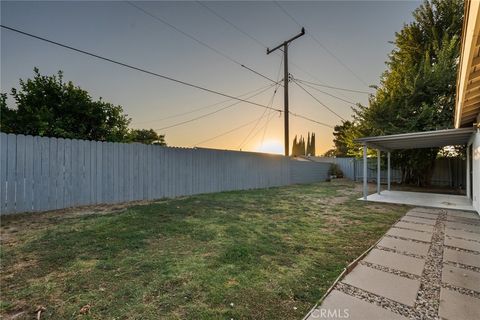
[[238, 55, 284, 149], [293, 79, 345, 121], [155, 84, 278, 131], [127, 1, 278, 85], [289, 112, 334, 128], [1, 25, 282, 113], [196, 1, 267, 49], [195, 0, 360, 100], [294, 79, 358, 106], [194, 115, 266, 146], [238, 83, 281, 149], [273, 1, 370, 88], [133, 83, 275, 125], [293, 78, 372, 94]]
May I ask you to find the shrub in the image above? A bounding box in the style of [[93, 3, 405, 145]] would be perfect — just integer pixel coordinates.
[[328, 163, 344, 178]]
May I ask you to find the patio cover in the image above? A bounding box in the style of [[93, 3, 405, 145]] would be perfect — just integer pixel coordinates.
[[355, 127, 475, 201], [356, 127, 474, 151]]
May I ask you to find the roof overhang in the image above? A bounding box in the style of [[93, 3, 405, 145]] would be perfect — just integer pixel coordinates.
[[355, 128, 474, 151], [455, 0, 480, 128]]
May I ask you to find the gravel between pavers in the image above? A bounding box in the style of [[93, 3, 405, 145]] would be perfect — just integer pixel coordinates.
[[413, 210, 445, 319]]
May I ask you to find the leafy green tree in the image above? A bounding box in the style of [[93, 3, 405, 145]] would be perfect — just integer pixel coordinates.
[[335, 0, 463, 185], [1, 68, 167, 145], [129, 129, 166, 145], [323, 149, 336, 157]]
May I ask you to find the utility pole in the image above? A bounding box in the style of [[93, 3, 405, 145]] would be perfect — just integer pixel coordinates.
[[267, 28, 305, 156]]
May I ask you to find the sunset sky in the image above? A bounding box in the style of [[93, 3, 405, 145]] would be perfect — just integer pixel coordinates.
[[1, 1, 420, 154]]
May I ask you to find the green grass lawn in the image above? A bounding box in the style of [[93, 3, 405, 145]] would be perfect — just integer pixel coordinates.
[[1, 180, 409, 319]]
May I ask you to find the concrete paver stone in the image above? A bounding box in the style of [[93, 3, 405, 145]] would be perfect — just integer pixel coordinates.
[[309, 290, 408, 320], [445, 221, 480, 233], [442, 264, 480, 292], [445, 228, 480, 242], [377, 237, 430, 256], [443, 248, 480, 268], [439, 288, 480, 320], [444, 236, 480, 253], [387, 228, 433, 242], [395, 221, 434, 233], [363, 249, 425, 276], [446, 210, 480, 220], [341, 265, 420, 306], [401, 216, 436, 226], [405, 211, 439, 220]]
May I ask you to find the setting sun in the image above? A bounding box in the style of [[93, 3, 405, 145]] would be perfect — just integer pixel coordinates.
[[255, 139, 284, 155]]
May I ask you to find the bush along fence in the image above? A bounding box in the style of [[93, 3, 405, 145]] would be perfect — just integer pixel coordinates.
[[309, 156, 466, 187], [0, 133, 330, 215]]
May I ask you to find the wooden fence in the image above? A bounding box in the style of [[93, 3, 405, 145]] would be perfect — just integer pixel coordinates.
[[0, 133, 329, 215]]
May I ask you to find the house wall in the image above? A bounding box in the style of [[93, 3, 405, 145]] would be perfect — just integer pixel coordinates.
[[473, 130, 480, 214]]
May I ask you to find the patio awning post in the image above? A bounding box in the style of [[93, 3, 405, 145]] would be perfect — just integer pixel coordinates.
[[363, 145, 368, 200], [377, 150, 381, 194], [387, 152, 391, 191], [466, 144, 471, 199]]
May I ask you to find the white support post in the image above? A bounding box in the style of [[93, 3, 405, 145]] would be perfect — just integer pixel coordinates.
[[377, 149, 381, 194], [466, 144, 471, 199], [387, 152, 391, 191], [363, 145, 368, 200]]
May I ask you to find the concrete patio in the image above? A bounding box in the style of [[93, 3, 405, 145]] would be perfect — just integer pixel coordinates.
[[360, 190, 475, 212], [305, 207, 480, 320]]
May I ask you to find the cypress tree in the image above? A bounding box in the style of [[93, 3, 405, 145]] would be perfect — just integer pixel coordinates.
[[311, 133, 316, 156], [292, 135, 298, 156]]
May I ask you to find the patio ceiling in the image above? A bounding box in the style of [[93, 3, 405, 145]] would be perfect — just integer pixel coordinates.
[[355, 128, 474, 151]]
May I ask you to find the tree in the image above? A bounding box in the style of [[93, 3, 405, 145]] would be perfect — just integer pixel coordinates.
[[1, 68, 167, 145], [310, 132, 316, 156], [332, 121, 363, 157], [323, 149, 336, 157], [333, 0, 463, 185], [129, 129, 166, 145]]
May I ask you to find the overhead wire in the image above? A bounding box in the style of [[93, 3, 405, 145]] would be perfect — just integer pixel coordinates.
[[292, 79, 345, 121], [294, 79, 358, 106], [195, 0, 366, 103], [127, 1, 279, 85], [0, 25, 282, 113], [196, 1, 267, 48], [238, 55, 284, 150], [273, 1, 370, 88], [155, 83, 279, 131], [288, 112, 334, 128], [133, 83, 275, 125], [293, 78, 372, 95], [194, 115, 269, 146]]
